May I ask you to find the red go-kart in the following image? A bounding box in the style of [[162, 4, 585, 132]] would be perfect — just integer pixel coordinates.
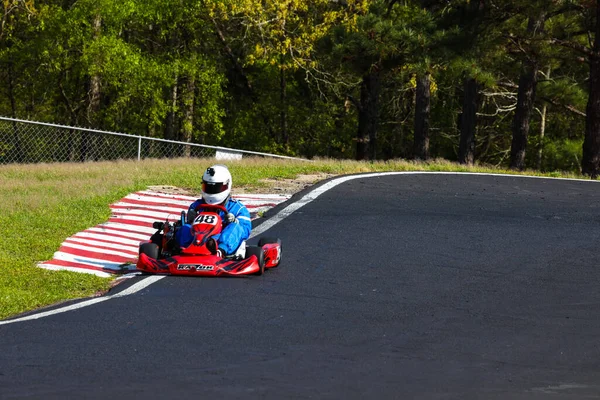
[[136, 204, 281, 276]]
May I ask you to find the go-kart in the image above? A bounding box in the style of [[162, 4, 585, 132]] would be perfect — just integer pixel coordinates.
[[136, 204, 281, 276]]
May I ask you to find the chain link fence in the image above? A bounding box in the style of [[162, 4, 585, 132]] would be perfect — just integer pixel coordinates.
[[0, 116, 305, 164]]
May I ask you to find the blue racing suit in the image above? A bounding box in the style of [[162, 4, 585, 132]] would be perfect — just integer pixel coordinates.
[[176, 197, 252, 255]]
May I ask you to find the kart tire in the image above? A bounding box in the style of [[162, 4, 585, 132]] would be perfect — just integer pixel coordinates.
[[245, 246, 265, 276], [258, 237, 281, 267], [150, 232, 163, 247], [140, 242, 159, 260], [258, 237, 280, 247]]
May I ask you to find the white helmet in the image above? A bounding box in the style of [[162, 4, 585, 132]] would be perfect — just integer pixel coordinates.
[[201, 164, 232, 205]]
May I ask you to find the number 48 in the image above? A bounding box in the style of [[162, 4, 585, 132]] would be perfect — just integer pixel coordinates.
[[194, 214, 217, 225]]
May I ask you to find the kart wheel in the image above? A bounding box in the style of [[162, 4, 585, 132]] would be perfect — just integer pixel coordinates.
[[150, 232, 163, 247], [258, 237, 280, 247], [139, 242, 159, 259], [245, 246, 265, 276], [259, 237, 281, 267]]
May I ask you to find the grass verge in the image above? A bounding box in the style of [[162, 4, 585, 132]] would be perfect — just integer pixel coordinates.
[[0, 157, 587, 319]]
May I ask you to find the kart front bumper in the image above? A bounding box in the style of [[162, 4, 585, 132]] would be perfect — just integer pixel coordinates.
[[136, 253, 261, 276]]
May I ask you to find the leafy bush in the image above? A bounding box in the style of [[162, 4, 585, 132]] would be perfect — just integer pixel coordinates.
[[540, 139, 583, 173]]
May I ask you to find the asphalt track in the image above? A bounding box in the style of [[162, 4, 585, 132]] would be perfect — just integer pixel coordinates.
[[2, 173, 600, 399]]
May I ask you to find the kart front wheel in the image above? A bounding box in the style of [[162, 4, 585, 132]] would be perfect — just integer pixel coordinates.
[[140, 242, 160, 259], [245, 246, 265, 276]]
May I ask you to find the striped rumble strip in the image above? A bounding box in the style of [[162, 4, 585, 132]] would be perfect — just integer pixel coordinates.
[[38, 190, 291, 277]]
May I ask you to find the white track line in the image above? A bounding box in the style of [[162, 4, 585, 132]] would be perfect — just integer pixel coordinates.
[[4, 171, 598, 326], [0, 276, 163, 325]]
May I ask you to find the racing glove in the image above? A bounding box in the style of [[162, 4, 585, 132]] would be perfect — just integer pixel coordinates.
[[186, 209, 197, 224], [225, 213, 237, 224]]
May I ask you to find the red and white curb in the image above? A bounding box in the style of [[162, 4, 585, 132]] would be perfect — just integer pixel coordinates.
[[38, 190, 291, 277]]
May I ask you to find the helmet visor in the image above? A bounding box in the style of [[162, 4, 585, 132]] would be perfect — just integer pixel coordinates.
[[202, 181, 229, 194]]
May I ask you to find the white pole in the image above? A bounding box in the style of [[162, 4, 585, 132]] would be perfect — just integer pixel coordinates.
[[137, 137, 142, 161]]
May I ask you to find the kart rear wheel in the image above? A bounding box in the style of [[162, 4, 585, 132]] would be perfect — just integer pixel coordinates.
[[140, 242, 159, 259], [245, 246, 265, 276], [258, 237, 281, 267], [150, 232, 163, 247]]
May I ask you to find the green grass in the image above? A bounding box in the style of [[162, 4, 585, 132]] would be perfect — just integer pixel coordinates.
[[0, 157, 588, 320]]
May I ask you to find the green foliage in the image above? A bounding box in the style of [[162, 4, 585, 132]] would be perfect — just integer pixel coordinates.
[[0, 0, 598, 172], [540, 139, 583, 173]]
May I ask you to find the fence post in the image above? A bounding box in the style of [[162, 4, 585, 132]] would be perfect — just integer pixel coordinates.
[[137, 137, 142, 161]]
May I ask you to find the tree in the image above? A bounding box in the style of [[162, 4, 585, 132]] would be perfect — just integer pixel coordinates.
[[211, 0, 365, 152], [330, 0, 442, 160], [509, 7, 547, 170], [0, 0, 38, 162], [458, 78, 479, 164], [411, 0, 458, 161], [0, 0, 597, 171], [414, 72, 431, 159], [582, 0, 600, 177]]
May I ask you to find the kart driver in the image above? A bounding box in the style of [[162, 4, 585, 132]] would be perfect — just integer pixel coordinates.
[[176, 164, 252, 258]]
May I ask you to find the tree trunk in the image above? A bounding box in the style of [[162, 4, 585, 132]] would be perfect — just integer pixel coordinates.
[[7, 60, 16, 119], [510, 65, 538, 170], [181, 76, 195, 158], [211, 17, 255, 99], [537, 93, 550, 172], [356, 72, 379, 160], [7, 58, 23, 162], [87, 78, 101, 127], [509, 13, 545, 170], [459, 78, 479, 165], [537, 101, 548, 170], [165, 78, 179, 141], [88, 15, 102, 117], [582, 0, 600, 178], [57, 71, 81, 161], [537, 66, 552, 170], [280, 64, 288, 149], [414, 72, 431, 160], [82, 14, 102, 161]]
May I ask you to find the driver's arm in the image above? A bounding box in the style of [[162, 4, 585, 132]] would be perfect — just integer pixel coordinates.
[[227, 201, 251, 236]]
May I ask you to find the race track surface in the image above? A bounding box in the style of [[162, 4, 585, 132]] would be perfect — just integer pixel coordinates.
[[2, 173, 600, 399]]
